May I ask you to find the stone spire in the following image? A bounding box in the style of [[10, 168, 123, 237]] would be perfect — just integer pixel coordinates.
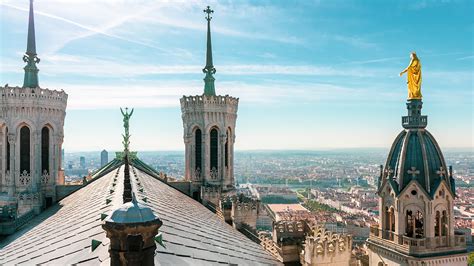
[[23, 0, 40, 88], [202, 6, 216, 96]]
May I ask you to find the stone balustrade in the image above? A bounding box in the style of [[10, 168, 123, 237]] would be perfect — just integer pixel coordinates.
[[368, 224, 467, 255]]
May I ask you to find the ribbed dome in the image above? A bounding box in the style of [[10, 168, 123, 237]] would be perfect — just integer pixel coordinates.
[[380, 99, 455, 197]]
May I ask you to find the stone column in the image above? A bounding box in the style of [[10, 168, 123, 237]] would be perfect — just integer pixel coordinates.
[[202, 133, 208, 183], [0, 126, 3, 189], [8, 133, 16, 196], [184, 136, 191, 181], [33, 129, 40, 192], [220, 133, 226, 186], [229, 133, 235, 188]]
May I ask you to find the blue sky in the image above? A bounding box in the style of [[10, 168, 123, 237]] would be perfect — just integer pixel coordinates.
[[0, 0, 473, 151]]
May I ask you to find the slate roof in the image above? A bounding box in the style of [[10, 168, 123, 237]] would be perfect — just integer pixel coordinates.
[[0, 160, 280, 265]]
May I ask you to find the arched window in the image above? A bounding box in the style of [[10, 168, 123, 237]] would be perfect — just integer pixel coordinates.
[[406, 210, 414, 237], [384, 207, 390, 230], [441, 210, 448, 236], [5, 127, 9, 171], [406, 210, 423, 238], [225, 129, 230, 168], [390, 208, 395, 232], [210, 128, 218, 172], [407, 210, 424, 238], [20, 126, 30, 173], [435, 211, 440, 237], [194, 128, 202, 172], [41, 127, 50, 174]]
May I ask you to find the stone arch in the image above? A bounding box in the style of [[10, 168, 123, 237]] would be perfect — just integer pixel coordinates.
[[204, 123, 221, 135], [4, 125, 10, 172], [225, 127, 231, 168], [40, 121, 57, 133], [13, 119, 37, 134], [187, 123, 201, 136], [404, 205, 424, 238]]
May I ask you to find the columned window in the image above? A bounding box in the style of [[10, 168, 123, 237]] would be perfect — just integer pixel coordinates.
[[384, 207, 390, 230], [210, 128, 218, 172], [406, 210, 424, 238], [194, 128, 202, 172], [435, 211, 440, 237], [441, 210, 448, 236], [20, 126, 30, 173], [41, 127, 49, 174]]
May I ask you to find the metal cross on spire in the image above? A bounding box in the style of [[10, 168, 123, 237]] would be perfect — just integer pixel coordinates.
[[204, 6, 213, 21]]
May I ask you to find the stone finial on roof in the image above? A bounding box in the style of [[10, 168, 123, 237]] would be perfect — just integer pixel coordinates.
[[102, 192, 163, 265]]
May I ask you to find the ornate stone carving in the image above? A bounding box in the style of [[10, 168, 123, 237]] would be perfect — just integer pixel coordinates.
[[210, 167, 218, 180], [193, 167, 201, 181], [41, 170, 50, 184], [19, 170, 31, 186]]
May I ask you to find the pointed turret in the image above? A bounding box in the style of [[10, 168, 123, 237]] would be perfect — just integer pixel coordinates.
[[23, 0, 40, 88], [202, 6, 216, 96]]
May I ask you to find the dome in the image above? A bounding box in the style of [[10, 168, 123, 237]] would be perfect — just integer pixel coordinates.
[[106, 194, 159, 224], [380, 99, 455, 197]]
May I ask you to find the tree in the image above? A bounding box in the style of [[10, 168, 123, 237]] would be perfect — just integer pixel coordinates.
[[468, 252, 474, 266]]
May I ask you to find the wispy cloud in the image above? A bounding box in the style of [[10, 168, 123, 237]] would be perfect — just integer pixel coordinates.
[[0, 2, 170, 54], [0, 54, 388, 78], [51, 79, 398, 110], [457, 55, 474, 61]]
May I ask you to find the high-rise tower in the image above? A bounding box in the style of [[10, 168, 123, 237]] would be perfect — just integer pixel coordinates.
[[0, 0, 68, 225], [180, 6, 239, 202], [367, 97, 467, 265]]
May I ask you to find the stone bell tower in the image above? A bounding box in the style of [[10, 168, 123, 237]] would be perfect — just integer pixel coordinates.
[[180, 6, 238, 201], [0, 0, 68, 222]]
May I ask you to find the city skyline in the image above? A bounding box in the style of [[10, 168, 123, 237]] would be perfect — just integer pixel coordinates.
[[1, 0, 473, 151]]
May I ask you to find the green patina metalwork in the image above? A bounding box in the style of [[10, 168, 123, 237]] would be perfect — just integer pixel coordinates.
[[120, 107, 134, 156], [203, 6, 216, 96], [23, 0, 40, 88]]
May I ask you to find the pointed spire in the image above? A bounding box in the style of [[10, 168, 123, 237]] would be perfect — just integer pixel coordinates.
[[202, 6, 216, 96], [23, 0, 40, 88]]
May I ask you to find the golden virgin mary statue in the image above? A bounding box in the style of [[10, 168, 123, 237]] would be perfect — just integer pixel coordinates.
[[399, 52, 422, 99]]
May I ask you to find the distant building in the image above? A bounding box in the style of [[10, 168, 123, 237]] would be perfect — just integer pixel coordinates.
[[100, 149, 108, 167], [250, 184, 299, 204], [366, 98, 468, 264], [79, 156, 86, 169]]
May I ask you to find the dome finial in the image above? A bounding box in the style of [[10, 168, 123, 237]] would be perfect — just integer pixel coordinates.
[[402, 99, 427, 129]]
